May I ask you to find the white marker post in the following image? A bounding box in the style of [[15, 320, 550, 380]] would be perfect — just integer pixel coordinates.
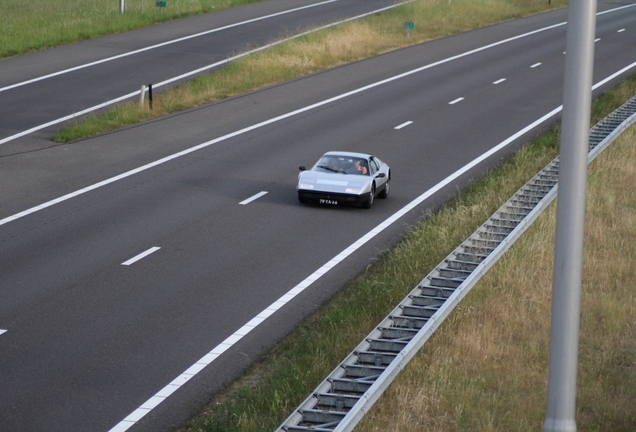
[[139, 85, 147, 107], [543, 0, 597, 431]]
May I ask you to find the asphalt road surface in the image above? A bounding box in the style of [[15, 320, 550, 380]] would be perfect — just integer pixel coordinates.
[[0, 0, 401, 146], [1, 2, 635, 432]]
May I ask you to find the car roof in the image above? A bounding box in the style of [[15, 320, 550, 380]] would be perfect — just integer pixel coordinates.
[[323, 151, 372, 159]]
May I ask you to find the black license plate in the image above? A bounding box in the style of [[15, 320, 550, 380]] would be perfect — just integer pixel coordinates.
[[319, 199, 338, 205]]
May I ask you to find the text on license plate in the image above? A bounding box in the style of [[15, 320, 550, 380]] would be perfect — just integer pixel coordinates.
[[319, 199, 338, 205]]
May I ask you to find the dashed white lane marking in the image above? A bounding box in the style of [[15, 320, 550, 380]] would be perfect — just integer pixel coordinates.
[[121, 247, 161, 266], [0, 15, 589, 227], [0, 329, 7, 336], [531, 62, 542, 68], [103, 58, 636, 432], [618, 28, 626, 33], [239, 191, 268, 205], [449, 97, 464, 105], [108, 103, 571, 432], [493, 78, 506, 85], [394, 121, 413, 130], [595, 38, 601, 42]]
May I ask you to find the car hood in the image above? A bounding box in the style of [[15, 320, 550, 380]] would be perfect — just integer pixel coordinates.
[[298, 171, 369, 194]]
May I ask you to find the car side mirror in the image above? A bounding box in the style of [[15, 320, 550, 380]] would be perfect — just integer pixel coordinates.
[[299, 166, 307, 171], [376, 173, 386, 178]]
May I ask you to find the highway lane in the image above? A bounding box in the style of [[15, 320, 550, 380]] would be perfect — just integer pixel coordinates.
[[0, 2, 578, 220], [0, 0, 402, 145], [1, 3, 636, 432]]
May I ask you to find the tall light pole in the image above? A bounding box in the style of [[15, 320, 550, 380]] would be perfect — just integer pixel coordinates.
[[543, 1, 597, 431]]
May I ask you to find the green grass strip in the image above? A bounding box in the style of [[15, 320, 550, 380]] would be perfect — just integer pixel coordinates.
[[1, 0, 263, 59]]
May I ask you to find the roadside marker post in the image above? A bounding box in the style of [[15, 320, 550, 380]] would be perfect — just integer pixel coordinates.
[[139, 85, 146, 107], [147, 83, 153, 110]]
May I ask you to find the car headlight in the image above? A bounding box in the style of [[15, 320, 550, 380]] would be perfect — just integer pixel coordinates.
[[299, 183, 315, 190], [345, 187, 361, 194]]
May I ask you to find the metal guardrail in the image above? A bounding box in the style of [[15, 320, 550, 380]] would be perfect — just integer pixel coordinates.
[[276, 94, 636, 432]]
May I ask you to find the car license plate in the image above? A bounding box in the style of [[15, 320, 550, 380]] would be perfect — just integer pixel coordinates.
[[319, 199, 338, 205]]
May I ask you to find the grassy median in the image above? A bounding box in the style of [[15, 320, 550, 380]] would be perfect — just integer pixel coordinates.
[[51, 0, 568, 142], [178, 72, 636, 432]]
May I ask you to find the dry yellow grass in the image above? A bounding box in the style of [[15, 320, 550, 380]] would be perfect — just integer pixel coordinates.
[[355, 127, 636, 431], [55, 0, 569, 141]]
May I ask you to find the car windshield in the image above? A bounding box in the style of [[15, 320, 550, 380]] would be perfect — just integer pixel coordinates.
[[313, 156, 369, 175]]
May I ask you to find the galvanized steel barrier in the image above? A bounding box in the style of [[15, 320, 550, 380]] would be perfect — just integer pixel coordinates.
[[276, 94, 636, 432]]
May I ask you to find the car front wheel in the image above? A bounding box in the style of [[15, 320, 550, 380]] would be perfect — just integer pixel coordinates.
[[362, 185, 375, 209]]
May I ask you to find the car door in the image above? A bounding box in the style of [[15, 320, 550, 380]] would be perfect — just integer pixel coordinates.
[[369, 156, 386, 189]]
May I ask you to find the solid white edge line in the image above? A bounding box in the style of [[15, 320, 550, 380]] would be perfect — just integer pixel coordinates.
[[239, 191, 268, 205], [3, 2, 636, 147], [154, 0, 416, 90], [0, 15, 579, 226], [0, 0, 340, 94], [104, 58, 636, 431], [394, 121, 413, 129], [0, 90, 139, 146], [0, 0, 416, 147], [6, 0, 633, 95], [592, 60, 636, 90], [106, 104, 565, 432], [121, 247, 161, 266], [449, 97, 464, 104], [0, 10, 633, 426], [597, 3, 636, 16]]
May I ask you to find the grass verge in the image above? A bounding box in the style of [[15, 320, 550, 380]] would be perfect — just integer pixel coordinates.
[[52, 0, 568, 142], [177, 61, 636, 432], [355, 95, 636, 432], [1, 0, 263, 59]]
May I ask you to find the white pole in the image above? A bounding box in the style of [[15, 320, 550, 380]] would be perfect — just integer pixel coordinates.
[[139, 85, 147, 107], [120, 0, 125, 13], [543, 0, 597, 431]]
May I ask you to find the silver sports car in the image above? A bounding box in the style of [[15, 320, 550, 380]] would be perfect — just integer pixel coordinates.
[[297, 151, 390, 208]]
